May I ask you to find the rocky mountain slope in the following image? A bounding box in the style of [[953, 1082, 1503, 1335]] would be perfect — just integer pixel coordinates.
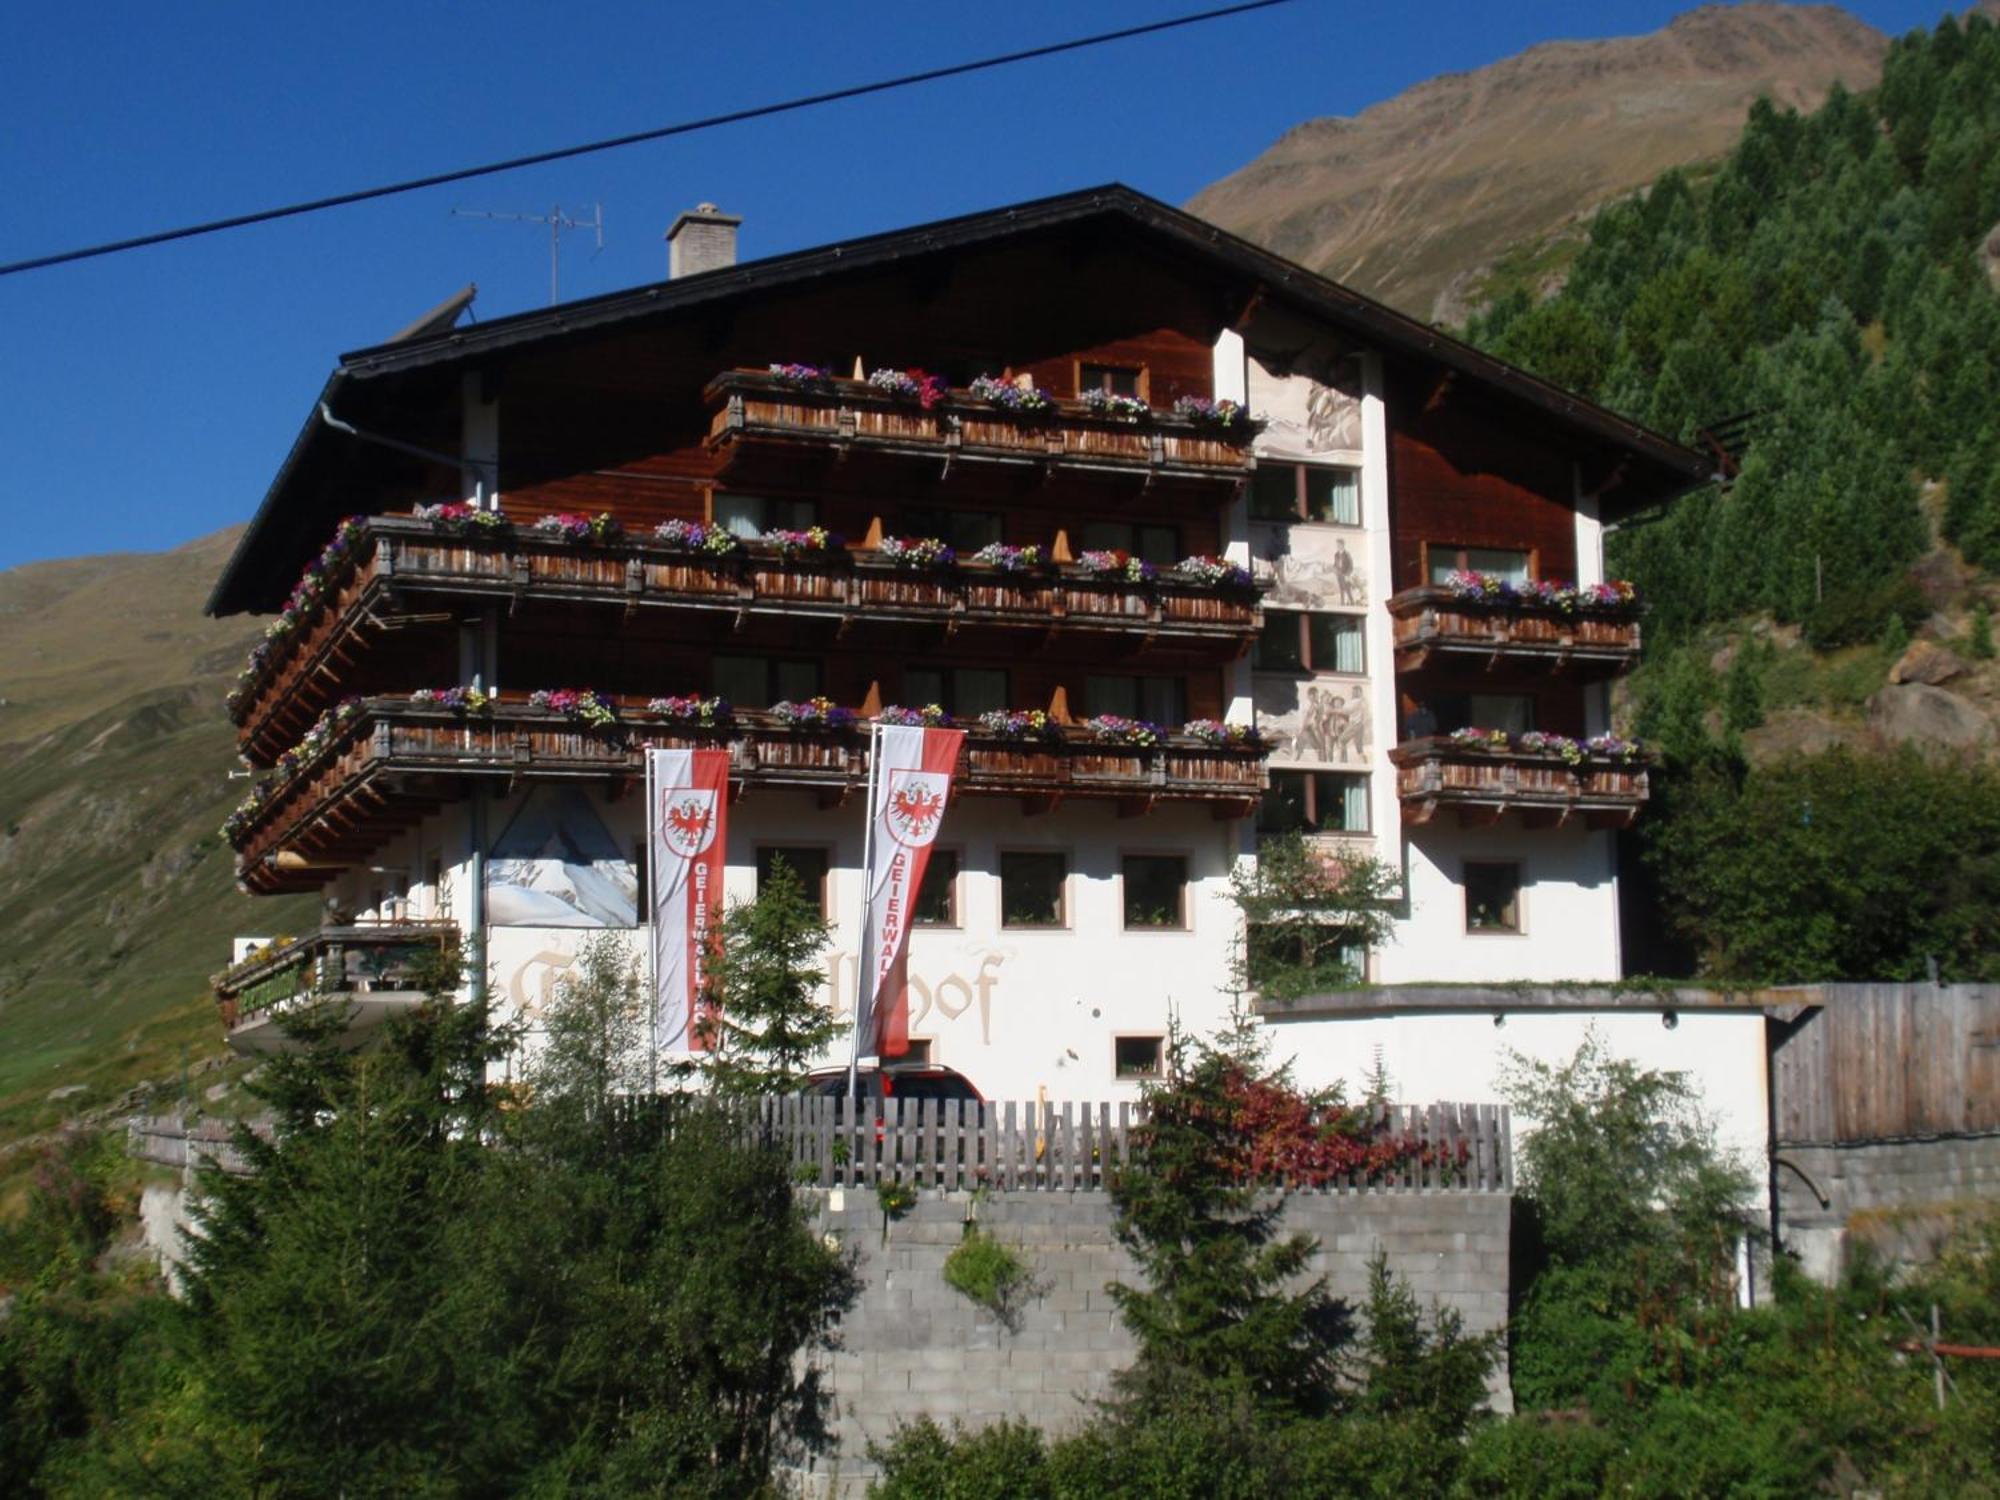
[[0, 529, 311, 1157], [1189, 4, 1890, 321]]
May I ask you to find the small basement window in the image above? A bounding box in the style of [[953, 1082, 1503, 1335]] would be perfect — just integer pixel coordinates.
[[1115, 1035, 1165, 1079], [1464, 862, 1522, 934]]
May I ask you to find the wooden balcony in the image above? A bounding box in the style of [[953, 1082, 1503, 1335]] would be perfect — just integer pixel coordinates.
[[229, 517, 1261, 766], [228, 699, 1268, 894], [704, 369, 1255, 488], [213, 921, 459, 1052], [1388, 736, 1650, 829], [1386, 586, 1642, 678]]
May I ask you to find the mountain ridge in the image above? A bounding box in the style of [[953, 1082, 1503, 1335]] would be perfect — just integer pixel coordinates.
[[1188, 3, 1891, 321]]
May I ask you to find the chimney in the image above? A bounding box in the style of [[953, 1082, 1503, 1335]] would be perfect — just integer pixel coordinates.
[[666, 202, 741, 279]]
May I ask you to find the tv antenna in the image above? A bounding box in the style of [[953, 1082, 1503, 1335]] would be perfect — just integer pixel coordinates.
[[452, 202, 603, 305]]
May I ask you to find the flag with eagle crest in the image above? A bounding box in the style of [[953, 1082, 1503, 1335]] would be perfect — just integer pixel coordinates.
[[858, 724, 966, 1058], [646, 747, 729, 1053]]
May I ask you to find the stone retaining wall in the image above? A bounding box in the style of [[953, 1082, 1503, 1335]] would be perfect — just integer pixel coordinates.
[[793, 1186, 1512, 1495]]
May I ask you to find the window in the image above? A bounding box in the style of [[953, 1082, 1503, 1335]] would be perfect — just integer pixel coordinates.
[[1079, 362, 1143, 397], [714, 654, 820, 707], [1000, 851, 1067, 928], [1252, 463, 1361, 525], [713, 493, 816, 539], [1258, 771, 1370, 834], [1079, 520, 1178, 566], [1254, 611, 1365, 674], [1115, 1035, 1165, 1079], [757, 846, 831, 915], [1464, 862, 1522, 934], [913, 849, 960, 927], [903, 667, 1008, 717], [426, 853, 447, 918], [1417, 692, 1535, 737], [1427, 545, 1531, 585], [1122, 854, 1188, 930], [1085, 674, 1186, 724], [902, 507, 1002, 552]]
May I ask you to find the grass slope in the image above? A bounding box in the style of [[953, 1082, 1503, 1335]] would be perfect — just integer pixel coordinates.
[[0, 529, 313, 1156]]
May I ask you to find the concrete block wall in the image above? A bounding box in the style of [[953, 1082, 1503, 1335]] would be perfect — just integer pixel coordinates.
[[792, 1186, 1511, 1494], [1777, 1135, 2000, 1283]]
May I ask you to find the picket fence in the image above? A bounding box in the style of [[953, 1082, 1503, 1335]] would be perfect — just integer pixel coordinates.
[[612, 1095, 1513, 1194]]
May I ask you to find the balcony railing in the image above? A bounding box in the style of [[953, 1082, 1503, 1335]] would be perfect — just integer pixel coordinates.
[[1388, 736, 1650, 828], [229, 517, 1262, 766], [704, 369, 1255, 485], [1386, 586, 1642, 676], [228, 699, 1268, 893], [213, 921, 460, 1049]]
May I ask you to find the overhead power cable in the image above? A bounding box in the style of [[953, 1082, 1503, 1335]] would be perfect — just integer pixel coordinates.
[[0, 0, 1296, 280]]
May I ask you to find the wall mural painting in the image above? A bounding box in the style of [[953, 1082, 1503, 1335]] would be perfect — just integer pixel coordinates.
[[1255, 677, 1371, 769], [486, 784, 638, 928], [1248, 356, 1362, 458], [1252, 522, 1368, 609]]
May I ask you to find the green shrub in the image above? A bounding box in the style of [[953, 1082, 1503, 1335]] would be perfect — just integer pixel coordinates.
[[869, 1417, 1050, 1499], [1971, 600, 1996, 659], [941, 1225, 1034, 1327], [1455, 1417, 1617, 1499]]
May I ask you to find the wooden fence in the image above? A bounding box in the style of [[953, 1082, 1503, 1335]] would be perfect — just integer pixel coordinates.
[[615, 1096, 1513, 1193], [1774, 984, 2000, 1146], [131, 1099, 1513, 1192]]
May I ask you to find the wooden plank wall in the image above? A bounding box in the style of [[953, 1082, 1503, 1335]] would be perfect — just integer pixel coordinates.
[[1773, 984, 2000, 1146]]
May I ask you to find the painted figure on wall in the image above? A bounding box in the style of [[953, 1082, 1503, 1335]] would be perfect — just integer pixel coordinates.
[[1254, 525, 1369, 610]]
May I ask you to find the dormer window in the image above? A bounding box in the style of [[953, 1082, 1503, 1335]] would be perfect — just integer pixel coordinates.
[[1079, 361, 1144, 398]]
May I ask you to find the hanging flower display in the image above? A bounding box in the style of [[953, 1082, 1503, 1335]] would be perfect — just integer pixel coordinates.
[[761, 525, 841, 560], [877, 535, 957, 571], [771, 696, 858, 731], [767, 362, 834, 389], [654, 519, 744, 557], [876, 704, 952, 727], [1171, 395, 1256, 434], [967, 374, 1056, 413], [1084, 714, 1164, 748], [1169, 555, 1254, 589], [409, 686, 493, 714], [528, 688, 619, 728], [534, 512, 622, 545], [1075, 549, 1159, 585], [1440, 570, 1641, 613], [866, 368, 951, 409], [413, 502, 510, 537], [645, 694, 733, 728], [973, 708, 1060, 741], [1079, 387, 1151, 420], [1182, 719, 1267, 749], [968, 542, 1044, 573]]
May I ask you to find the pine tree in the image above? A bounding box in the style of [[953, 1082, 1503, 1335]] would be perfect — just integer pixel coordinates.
[[1970, 601, 1996, 659], [697, 855, 837, 1095]]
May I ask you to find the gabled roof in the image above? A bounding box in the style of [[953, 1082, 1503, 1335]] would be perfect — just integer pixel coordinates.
[[209, 184, 1710, 615]]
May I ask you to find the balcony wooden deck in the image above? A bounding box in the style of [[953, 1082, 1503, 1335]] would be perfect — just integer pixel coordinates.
[[704, 369, 1255, 487], [230, 517, 1261, 765], [1386, 586, 1642, 677], [214, 921, 459, 1051], [229, 699, 1267, 893], [1388, 736, 1650, 829]]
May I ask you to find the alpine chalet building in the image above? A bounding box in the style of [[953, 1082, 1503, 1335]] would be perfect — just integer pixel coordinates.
[[210, 186, 1736, 1119]]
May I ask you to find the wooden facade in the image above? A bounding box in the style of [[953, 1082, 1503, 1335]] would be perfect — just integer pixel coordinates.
[[230, 699, 1267, 894], [1388, 736, 1650, 828], [1773, 985, 2000, 1146]]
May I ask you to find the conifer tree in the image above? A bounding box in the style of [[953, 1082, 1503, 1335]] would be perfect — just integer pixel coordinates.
[[695, 855, 837, 1095]]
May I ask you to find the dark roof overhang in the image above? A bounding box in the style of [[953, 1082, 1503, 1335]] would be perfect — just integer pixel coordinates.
[[209, 184, 1711, 615]]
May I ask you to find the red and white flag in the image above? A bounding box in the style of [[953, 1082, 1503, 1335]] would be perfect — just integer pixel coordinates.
[[858, 724, 966, 1058], [646, 747, 730, 1054]]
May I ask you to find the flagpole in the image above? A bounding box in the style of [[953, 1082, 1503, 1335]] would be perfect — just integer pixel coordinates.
[[644, 747, 659, 1087], [845, 718, 882, 1102]]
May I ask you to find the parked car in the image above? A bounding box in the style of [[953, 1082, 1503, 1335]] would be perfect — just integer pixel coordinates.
[[803, 1064, 983, 1105]]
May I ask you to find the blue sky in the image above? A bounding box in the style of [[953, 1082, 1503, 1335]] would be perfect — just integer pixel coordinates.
[[0, 0, 1954, 573]]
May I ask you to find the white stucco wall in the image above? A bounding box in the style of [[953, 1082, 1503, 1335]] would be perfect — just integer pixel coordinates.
[[1270, 1008, 1771, 1183], [1375, 822, 1622, 984]]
